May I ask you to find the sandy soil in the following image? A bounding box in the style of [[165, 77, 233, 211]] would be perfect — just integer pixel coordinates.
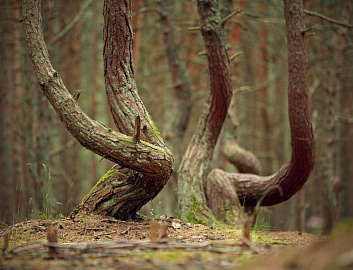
[[1, 215, 352, 269]]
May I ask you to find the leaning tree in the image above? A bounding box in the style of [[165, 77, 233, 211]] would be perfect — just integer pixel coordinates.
[[22, 0, 314, 223], [22, 0, 174, 220], [21, 0, 234, 222]]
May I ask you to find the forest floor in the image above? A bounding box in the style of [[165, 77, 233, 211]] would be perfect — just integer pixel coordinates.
[[1, 215, 353, 269]]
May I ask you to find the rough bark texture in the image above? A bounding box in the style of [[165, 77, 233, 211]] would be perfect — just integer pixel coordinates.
[[205, 169, 240, 223], [206, 0, 315, 217], [103, 0, 166, 148], [177, 0, 232, 223], [22, 0, 173, 220]]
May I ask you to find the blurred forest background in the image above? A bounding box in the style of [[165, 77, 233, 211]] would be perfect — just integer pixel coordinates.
[[1, 0, 352, 232]]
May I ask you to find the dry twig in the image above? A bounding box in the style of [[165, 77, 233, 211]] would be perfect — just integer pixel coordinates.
[[304, 9, 353, 28]]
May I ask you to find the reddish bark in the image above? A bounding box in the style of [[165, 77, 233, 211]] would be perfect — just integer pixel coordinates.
[[132, 0, 142, 70], [178, 0, 233, 222], [206, 0, 315, 212]]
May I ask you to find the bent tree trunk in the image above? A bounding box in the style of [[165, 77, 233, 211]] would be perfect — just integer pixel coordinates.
[[206, 0, 315, 221], [22, 0, 173, 220], [177, 0, 233, 224], [222, 96, 262, 176]]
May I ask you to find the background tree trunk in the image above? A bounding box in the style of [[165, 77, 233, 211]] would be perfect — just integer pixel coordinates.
[[70, 0, 82, 202], [158, 0, 193, 159], [0, 0, 23, 223], [220, 0, 262, 177], [89, 1, 99, 187]]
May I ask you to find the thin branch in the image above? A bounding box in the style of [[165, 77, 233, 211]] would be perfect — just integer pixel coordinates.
[[336, 115, 353, 124], [301, 26, 314, 34], [49, 139, 76, 157], [189, 9, 284, 32], [132, 7, 162, 17], [188, 26, 202, 31], [48, 0, 94, 47], [221, 9, 242, 25], [72, 90, 81, 101], [235, 9, 283, 24], [304, 9, 353, 29], [230, 51, 243, 61]]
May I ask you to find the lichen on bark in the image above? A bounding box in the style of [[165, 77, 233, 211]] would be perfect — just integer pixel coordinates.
[[22, 0, 173, 221], [178, 0, 233, 223]]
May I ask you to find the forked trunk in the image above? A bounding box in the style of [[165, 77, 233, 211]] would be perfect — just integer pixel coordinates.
[[22, 0, 173, 220]]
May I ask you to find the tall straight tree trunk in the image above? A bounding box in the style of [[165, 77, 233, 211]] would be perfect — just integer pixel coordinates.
[[340, 1, 353, 221], [70, 0, 81, 200], [22, 0, 173, 221], [1, 0, 18, 223], [256, 1, 272, 175], [205, 0, 315, 219], [90, 1, 99, 187], [11, 0, 26, 221], [158, 0, 193, 160], [59, 0, 72, 205], [321, 1, 351, 234]]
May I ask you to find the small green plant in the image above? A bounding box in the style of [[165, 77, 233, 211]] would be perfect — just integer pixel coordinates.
[[11, 164, 34, 224], [28, 198, 33, 219], [12, 182, 22, 225], [251, 185, 282, 232], [186, 195, 201, 224], [251, 232, 287, 245], [56, 213, 65, 219], [42, 164, 53, 220], [252, 208, 276, 232], [65, 182, 75, 216]]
